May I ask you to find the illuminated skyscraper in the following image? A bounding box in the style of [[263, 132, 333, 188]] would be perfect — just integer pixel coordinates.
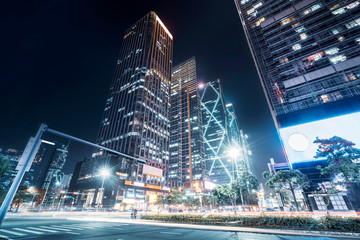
[[226, 103, 253, 173], [77, 12, 173, 209], [169, 57, 206, 187], [200, 80, 233, 184], [235, 0, 360, 165]]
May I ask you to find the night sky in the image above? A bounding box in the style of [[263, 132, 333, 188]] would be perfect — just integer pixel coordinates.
[[1, 0, 285, 180]]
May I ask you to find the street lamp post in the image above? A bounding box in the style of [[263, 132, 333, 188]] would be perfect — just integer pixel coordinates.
[[97, 168, 110, 209]]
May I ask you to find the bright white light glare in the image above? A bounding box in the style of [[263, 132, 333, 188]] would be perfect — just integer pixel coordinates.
[[56, 181, 61, 186], [288, 133, 309, 152], [228, 146, 240, 158], [99, 168, 110, 178], [198, 83, 205, 89]]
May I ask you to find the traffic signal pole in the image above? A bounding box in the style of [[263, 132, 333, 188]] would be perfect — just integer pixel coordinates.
[[0, 123, 146, 227], [0, 123, 48, 226]]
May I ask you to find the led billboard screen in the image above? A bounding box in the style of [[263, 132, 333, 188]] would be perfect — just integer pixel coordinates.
[[279, 112, 360, 163]]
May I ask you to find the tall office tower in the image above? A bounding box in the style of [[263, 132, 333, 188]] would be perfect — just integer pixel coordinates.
[[169, 57, 206, 187], [200, 80, 233, 185], [77, 12, 173, 209], [235, 0, 360, 165], [24, 142, 68, 206], [226, 103, 253, 173]]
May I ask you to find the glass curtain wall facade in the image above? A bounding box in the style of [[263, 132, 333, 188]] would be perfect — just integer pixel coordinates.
[[169, 57, 206, 187], [200, 80, 233, 184], [235, 0, 360, 164], [226, 103, 253, 173], [77, 12, 173, 208]]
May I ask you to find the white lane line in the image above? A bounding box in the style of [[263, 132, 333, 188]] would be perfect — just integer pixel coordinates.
[[39, 226, 72, 231], [0, 234, 13, 240], [0, 229, 26, 236], [160, 232, 182, 235], [12, 228, 44, 235], [67, 232, 81, 235], [52, 226, 87, 230], [27, 227, 59, 233], [61, 225, 95, 229]]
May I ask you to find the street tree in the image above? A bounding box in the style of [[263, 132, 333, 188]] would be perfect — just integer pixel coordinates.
[[314, 136, 360, 205], [167, 187, 184, 205], [263, 169, 309, 211], [0, 156, 13, 178], [211, 184, 236, 206], [231, 171, 259, 205]]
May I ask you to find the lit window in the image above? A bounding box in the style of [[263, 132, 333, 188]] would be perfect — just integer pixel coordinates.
[[338, 36, 345, 42], [281, 16, 296, 26], [292, 44, 302, 51], [294, 26, 306, 33], [345, 18, 360, 29], [348, 74, 356, 80], [356, 37, 360, 44], [321, 95, 330, 103], [305, 52, 324, 62], [325, 47, 339, 55], [253, 2, 263, 9], [255, 17, 265, 26], [329, 54, 347, 64], [303, 3, 322, 15], [300, 33, 308, 40], [332, 7, 346, 15], [279, 57, 289, 64], [311, 4, 322, 11], [347, 1, 360, 9], [331, 29, 340, 35]]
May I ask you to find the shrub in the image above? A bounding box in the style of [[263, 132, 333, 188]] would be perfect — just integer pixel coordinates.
[[141, 214, 360, 233]]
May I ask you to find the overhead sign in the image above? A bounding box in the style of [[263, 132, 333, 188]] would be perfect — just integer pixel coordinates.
[[143, 164, 163, 178]]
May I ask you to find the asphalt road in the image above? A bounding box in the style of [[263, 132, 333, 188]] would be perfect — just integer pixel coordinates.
[[0, 218, 349, 240]]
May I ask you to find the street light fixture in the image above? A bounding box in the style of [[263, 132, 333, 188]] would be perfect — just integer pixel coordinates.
[[228, 146, 240, 159], [97, 168, 110, 208]]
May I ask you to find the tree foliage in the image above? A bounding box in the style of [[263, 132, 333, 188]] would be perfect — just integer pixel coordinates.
[[263, 169, 309, 211], [314, 136, 360, 204], [211, 171, 259, 206], [211, 184, 236, 206], [0, 156, 13, 178], [231, 171, 259, 205]]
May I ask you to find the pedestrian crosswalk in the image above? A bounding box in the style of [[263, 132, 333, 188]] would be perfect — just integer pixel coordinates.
[[0, 223, 128, 239]]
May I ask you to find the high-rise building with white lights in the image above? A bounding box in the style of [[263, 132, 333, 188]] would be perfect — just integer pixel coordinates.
[[169, 57, 206, 187], [235, 0, 360, 166], [77, 12, 173, 209]]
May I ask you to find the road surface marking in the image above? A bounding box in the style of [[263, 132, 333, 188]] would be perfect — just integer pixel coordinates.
[[0, 234, 13, 240], [27, 227, 58, 233], [0, 229, 26, 236], [160, 232, 182, 235], [12, 228, 44, 234], [53, 226, 87, 230], [39, 226, 72, 231], [67, 232, 81, 235]]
